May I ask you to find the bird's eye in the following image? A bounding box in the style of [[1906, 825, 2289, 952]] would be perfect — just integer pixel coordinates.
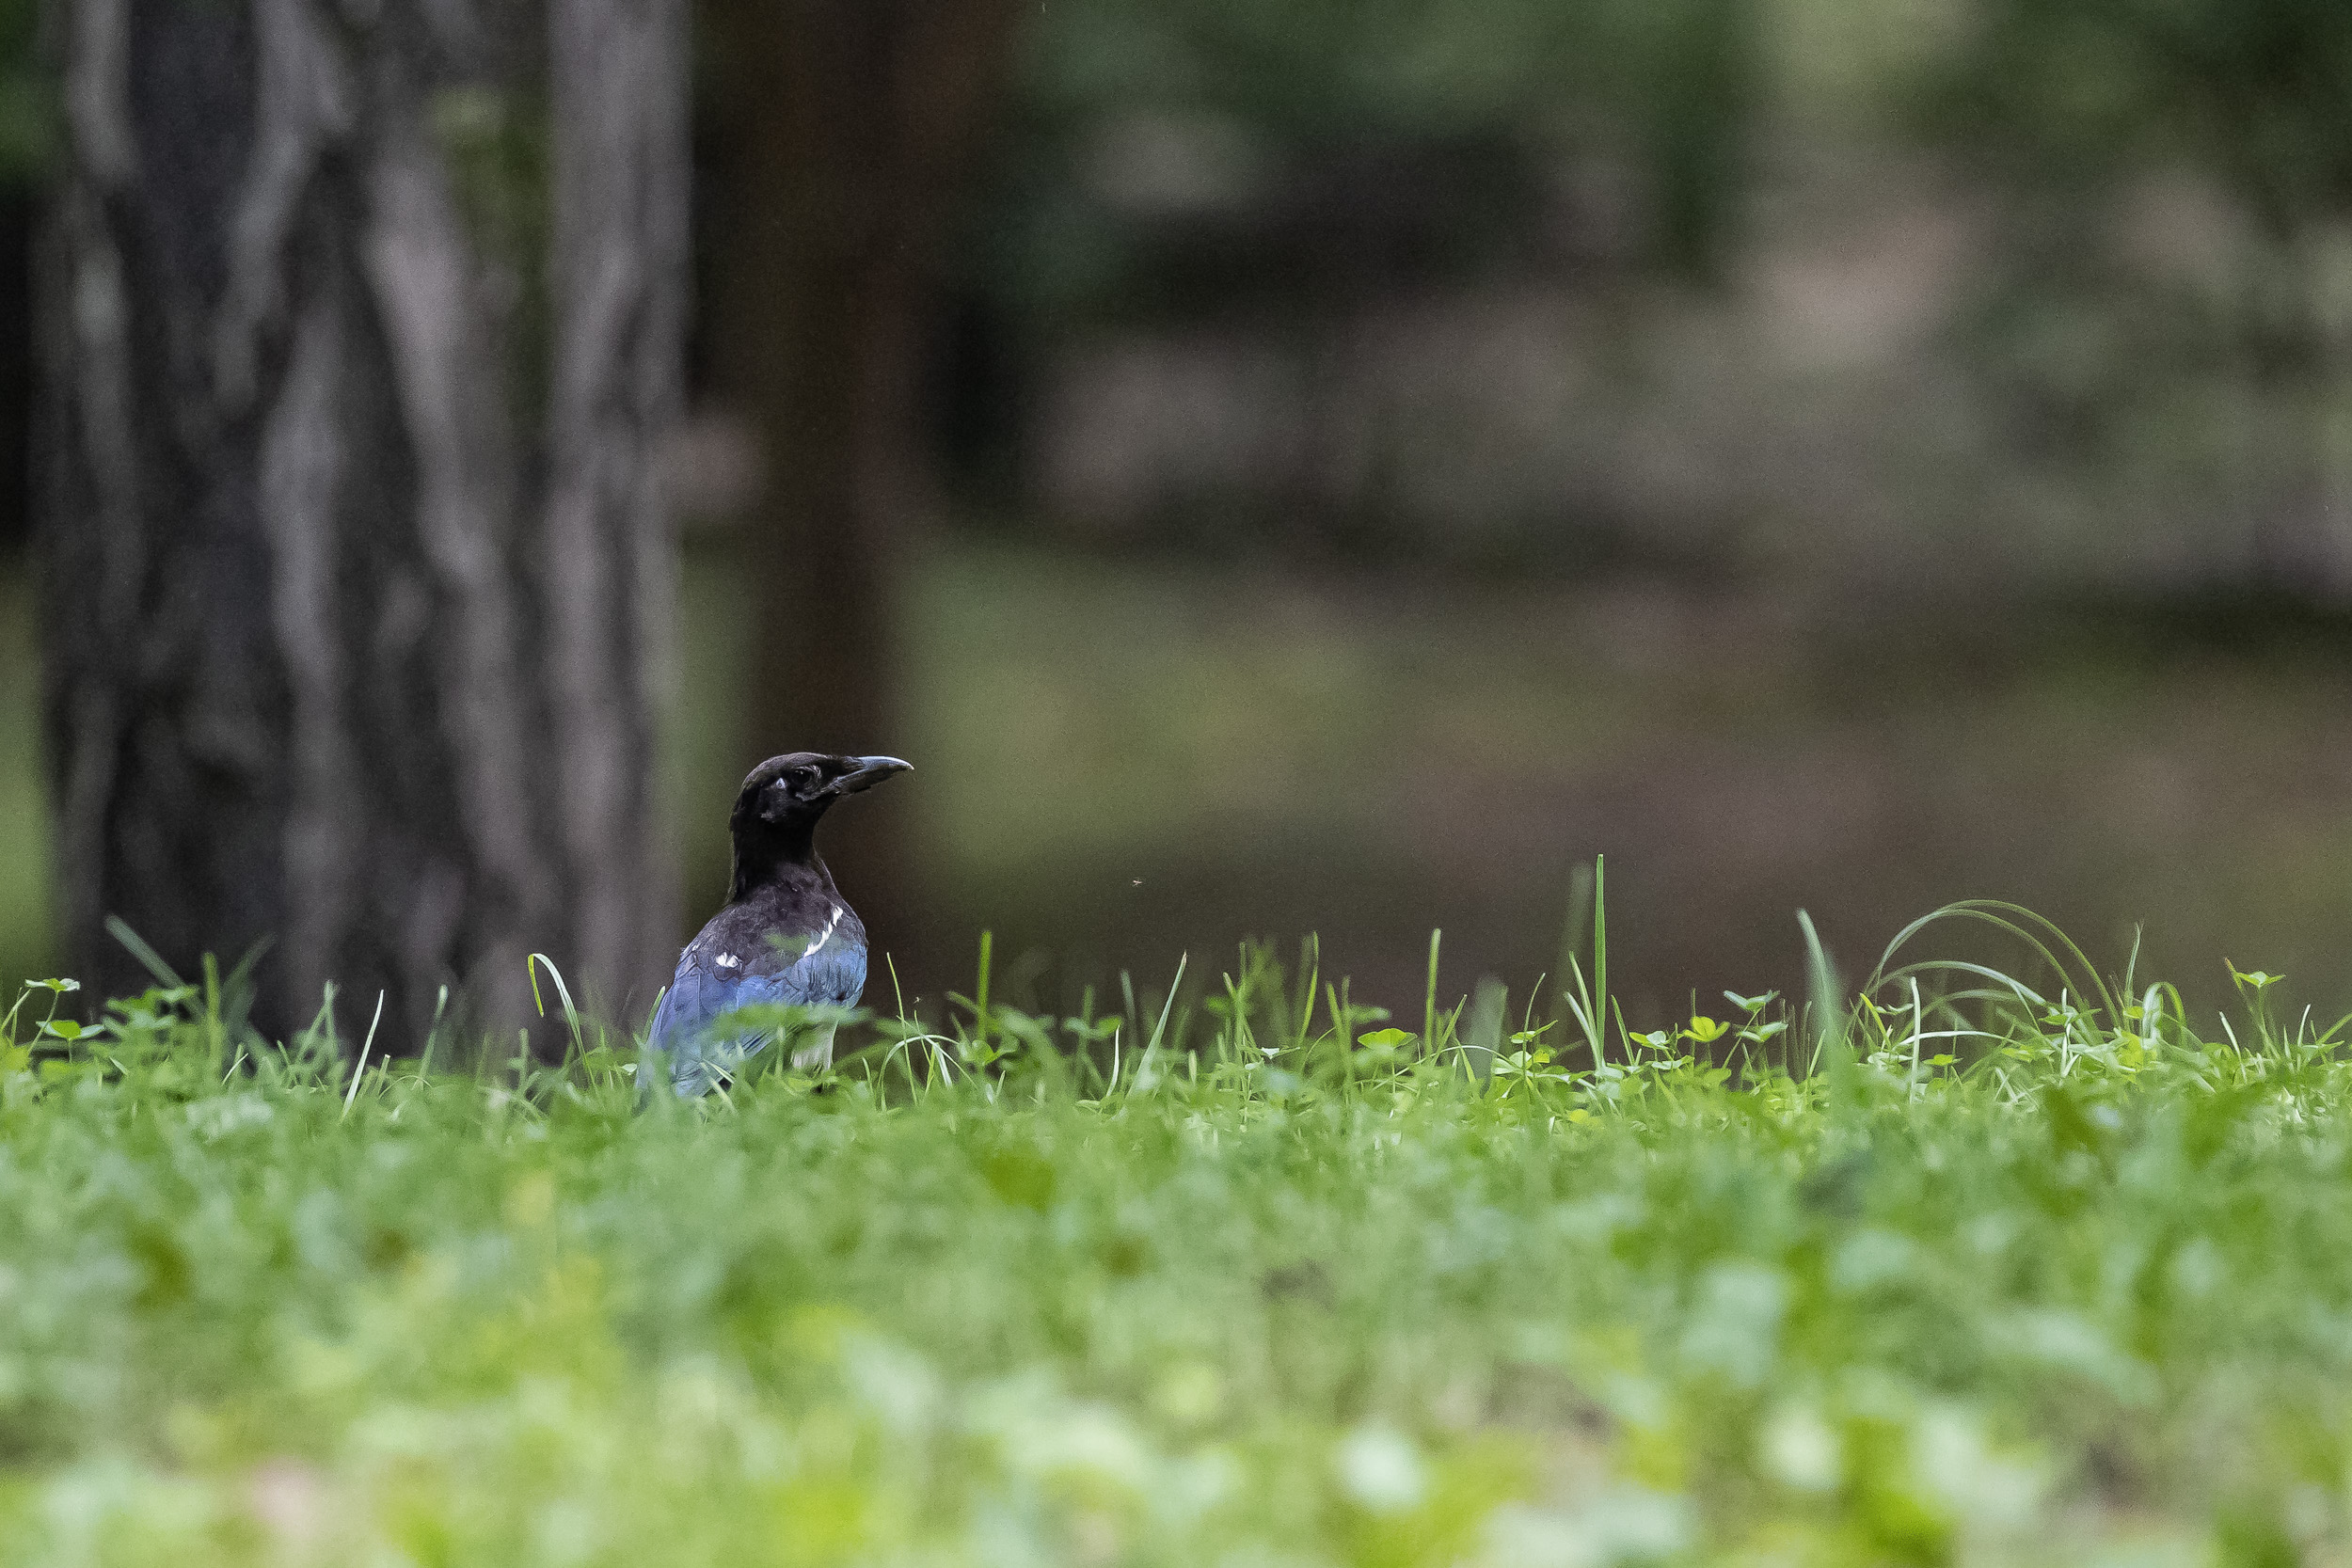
[[789, 767, 818, 792]]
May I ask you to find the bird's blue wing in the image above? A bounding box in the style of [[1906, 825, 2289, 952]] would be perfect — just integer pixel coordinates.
[[647, 938, 867, 1097]]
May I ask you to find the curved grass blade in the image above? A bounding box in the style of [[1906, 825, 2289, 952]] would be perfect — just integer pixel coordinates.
[[1867, 900, 2119, 1027]]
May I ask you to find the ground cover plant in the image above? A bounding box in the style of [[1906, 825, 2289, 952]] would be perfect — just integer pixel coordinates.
[[2, 891, 2350, 1566]]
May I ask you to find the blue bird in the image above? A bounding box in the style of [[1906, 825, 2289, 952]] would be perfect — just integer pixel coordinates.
[[645, 752, 912, 1097]]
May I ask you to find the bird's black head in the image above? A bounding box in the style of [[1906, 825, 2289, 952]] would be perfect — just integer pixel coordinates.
[[727, 752, 912, 896]]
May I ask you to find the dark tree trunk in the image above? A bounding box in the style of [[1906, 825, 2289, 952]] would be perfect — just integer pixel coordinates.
[[699, 0, 1021, 938], [40, 0, 687, 1044]]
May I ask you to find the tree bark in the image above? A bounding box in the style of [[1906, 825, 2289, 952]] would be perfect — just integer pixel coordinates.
[[40, 0, 686, 1045], [698, 0, 1022, 937]]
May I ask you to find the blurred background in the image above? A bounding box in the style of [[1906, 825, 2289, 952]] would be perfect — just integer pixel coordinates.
[[8, 0, 2352, 1029]]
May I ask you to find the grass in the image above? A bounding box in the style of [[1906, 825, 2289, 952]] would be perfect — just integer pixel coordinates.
[[3, 895, 2352, 1565]]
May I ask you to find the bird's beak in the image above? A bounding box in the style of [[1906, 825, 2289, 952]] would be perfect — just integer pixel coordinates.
[[831, 755, 913, 796]]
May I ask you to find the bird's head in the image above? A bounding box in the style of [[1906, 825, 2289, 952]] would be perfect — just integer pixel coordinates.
[[728, 752, 912, 889]]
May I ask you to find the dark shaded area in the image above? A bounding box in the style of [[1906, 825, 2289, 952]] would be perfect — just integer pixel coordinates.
[[0, 191, 27, 555], [689, 0, 1025, 964]]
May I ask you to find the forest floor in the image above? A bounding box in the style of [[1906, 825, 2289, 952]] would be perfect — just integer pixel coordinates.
[[10, 538, 2352, 1025], [707, 538, 2352, 1027], [3, 922, 2351, 1566]]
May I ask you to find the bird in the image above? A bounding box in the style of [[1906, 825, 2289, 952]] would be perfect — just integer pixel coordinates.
[[644, 752, 912, 1098]]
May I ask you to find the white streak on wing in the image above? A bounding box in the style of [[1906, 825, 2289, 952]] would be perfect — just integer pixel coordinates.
[[801, 905, 844, 963], [715, 952, 741, 969]]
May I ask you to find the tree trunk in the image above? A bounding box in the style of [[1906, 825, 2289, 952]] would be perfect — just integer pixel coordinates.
[[699, 0, 1021, 942], [39, 0, 686, 1045]]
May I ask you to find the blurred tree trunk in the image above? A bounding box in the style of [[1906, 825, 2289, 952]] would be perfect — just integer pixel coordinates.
[[38, 0, 687, 1043], [699, 0, 1021, 930]]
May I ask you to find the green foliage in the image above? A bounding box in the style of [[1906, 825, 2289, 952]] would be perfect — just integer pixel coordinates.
[[1937, 0, 2352, 232], [1023, 0, 1754, 150], [0, 0, 51, 183], [1921, 0, 2352, 492], [9, 902, 2352, 1561], [991, 0, 1762, 321]]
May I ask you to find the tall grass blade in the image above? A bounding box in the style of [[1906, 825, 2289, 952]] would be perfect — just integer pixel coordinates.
[[1464, 977, 1505, 1080], [527, 954, 586, 1061], [1799, 909, 1851, 1086], [1145, 954, 1185, 1053], [1423, 928, 1442, 1051], [1557, 861, 1595, 1030], [105, 916, 184, 990], [1593, 855, 1608, 1035], [343, 990, 386, 1118]]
